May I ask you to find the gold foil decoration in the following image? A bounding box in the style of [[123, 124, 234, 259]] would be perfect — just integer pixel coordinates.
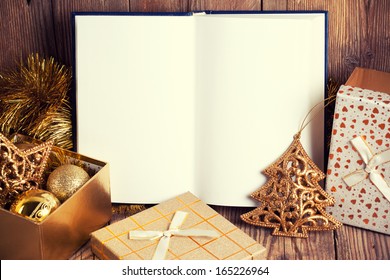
[[0, 53, 72, 149], [0, 133, 53, 208], [47, 164, 90, 202], [241, 133, 342, 238], [241, 94, 342, 238], [10, 189, 60, 222]]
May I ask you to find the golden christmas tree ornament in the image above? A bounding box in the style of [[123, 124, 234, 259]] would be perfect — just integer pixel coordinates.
[[10, 189, 60, 222], [241, 96, 342, 238], [46, 164, 90, 202], [0, 133, 53, 208], [241, 133, 342, 237]]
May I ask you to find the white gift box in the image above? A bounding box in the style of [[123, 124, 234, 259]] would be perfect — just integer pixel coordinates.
[[326, 85, 390, 235]]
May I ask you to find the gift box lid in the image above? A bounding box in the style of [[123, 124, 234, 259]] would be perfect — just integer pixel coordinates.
[[91, 192, 266, 260], [346, 67, 390, 93]]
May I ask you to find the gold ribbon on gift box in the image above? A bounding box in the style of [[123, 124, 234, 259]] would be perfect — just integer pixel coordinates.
[[343, 136, 390, 202], [129, 211, 219, 260]]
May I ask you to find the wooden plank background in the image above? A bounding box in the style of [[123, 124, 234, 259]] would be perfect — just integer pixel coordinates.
[[1, 0, 390, 83], [1, 0, 390, 260]]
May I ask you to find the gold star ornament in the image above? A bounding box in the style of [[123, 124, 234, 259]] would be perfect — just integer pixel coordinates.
[[0, 133, 53, 208]]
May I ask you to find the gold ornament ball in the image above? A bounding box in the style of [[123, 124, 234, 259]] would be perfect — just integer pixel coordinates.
[[47, 164, 90, 202], [10, 189, 61, 222]]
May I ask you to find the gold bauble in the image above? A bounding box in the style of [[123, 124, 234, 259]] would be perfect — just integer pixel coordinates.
[[10, 189, 60, 222], [46, 164, 90, 202]]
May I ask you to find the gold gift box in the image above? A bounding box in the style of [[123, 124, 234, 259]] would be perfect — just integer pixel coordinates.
[[0, 136, 111, 259], [91, 192, 266, 260]]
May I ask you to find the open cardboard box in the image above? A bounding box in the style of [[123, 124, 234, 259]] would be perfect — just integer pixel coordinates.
[[0, 135, 111, 259]]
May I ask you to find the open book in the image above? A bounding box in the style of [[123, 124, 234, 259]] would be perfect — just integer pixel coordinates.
[[73, 11, 327, 206]]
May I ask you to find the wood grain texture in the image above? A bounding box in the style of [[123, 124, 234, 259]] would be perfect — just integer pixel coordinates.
[[262, 0, 287, 10], [0, 0, 57, 69], [69, 241, 96, 260], [335, 226, 390, 260], [52, 0, 130, 67], [190, 0, 260, 11], [264, 0, 390, 84], [130, 0, 190, 12]]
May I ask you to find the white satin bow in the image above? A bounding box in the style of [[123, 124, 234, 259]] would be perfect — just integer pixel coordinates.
[[129, 211, 219, 260], [343, 136, 390, 202]]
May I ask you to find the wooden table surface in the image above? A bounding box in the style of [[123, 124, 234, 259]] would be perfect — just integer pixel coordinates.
[[1, 0, 390, 261], [70, 204, 390, 260]]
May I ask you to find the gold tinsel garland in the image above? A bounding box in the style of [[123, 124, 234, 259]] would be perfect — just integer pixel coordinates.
[[0, 53, 72, 149], [325, 78, 342, 138]]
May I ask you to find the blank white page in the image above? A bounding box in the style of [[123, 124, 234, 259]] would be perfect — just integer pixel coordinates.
[[76, 15, 196, 203], [194, 14, 325, 206]]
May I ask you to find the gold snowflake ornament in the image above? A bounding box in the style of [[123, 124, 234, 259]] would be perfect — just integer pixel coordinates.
[[0, 133, 53, 208], [241, 133, 342, 238]]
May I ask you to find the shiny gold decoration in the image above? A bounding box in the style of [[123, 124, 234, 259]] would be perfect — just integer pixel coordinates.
[[47, 164, 90, 202], [0, 133, 53, 208], [9, 134, 94, 180], [112, 204, 146, 216], [14, 143, 36, 150], [47, 146, 95, 177], [241, 133, 342, 238], [10, 189, 60, 222], [325, 78, 342, 148], [0, 53, 72, 149]]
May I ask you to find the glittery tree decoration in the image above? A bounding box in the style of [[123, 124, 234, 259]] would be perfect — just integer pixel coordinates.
[[0, 133, 53, 209], [241, 132, 342, 238], [0, 53, 72, 149]]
